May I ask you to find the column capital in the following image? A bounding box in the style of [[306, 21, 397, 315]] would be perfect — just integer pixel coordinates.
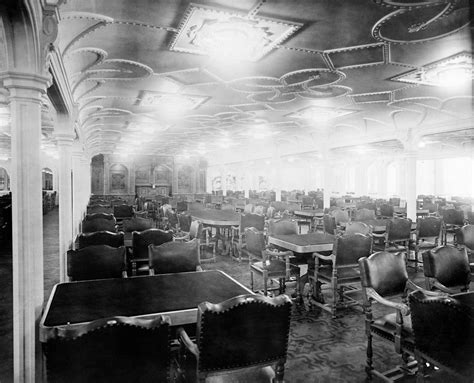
[[2, 72, 51, 100]]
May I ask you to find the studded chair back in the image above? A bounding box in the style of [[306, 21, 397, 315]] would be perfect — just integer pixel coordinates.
[[344, 221, 372, 236], [423, 245, 471, 291], [44, 315, 171, 383], [195, 294, 292, 377], [240, 213, 265, 232], [334, 233, 372, 267], [417, 216, 442, 239], [82, 218, 117, 233], [379, 204, 394, 218], [456, 224, 474, 252], [243, 227, 266, 259], [77, 231, 124, 249], [386, 218, 412, 243], [441, 208, 465, 226], [84, 213, 116, 222], [148, 238, 200, 274], [132, 228, 173, 261], [67, 245, 127, 281], [122, 217, 154, 233], [267, 219, 298, 236], [113, 204, 134, 219], [178, 213, 192, 232], [354, 208, 376, 221]]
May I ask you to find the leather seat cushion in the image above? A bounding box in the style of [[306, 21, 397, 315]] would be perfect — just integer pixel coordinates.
[[373, 313, 413, 337], [317, 266, 360, 283]]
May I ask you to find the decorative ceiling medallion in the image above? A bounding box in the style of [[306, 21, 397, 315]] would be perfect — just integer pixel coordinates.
[[300, 85, 352, 99], [372, 1, 470, 43], [390, 52, 473, 86], [286, 106, 358, 121], [169, 3, 302, 62], [136, 90, 210, 110]]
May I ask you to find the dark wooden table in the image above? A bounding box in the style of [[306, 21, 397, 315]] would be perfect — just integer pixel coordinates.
[[39, 270, 251, 342], [268, 232, 335, 253]]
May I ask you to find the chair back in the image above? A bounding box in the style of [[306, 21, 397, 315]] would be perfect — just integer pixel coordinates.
[[334, 233, 372, 266], [188, 220, 203, 240], [177, 201, 188, 213], [331, 209, 349, 225], [77, 231, 124, 249], [244, 227, 266, 257], [379, 204, 394, 218], [409, 289, 474, 378], [441, 208, 465, 226], [322, 214, 337, 235], [467, 211, 474, 224], [266, 206, 275, 219], [243, 203, 254, 214], [122, 217, 154, 233], [456, 224, 474, 251], [359, 252, 408, 297], [422, 245, 471, 289], [240, 213, 265, 232], [267, 219, 298, 236], [417, 216, 442, 239], [423, 201, 438, 214], [389, 197, 400, 206], [165, 209, 179, 229], [149, 238, 200, 274], [113, 204, 134, 219], [84, 213, 116, 222], [82, 218, 117, 233], [67, 245, 127, 281], [386, 218, 412, 242], [178, 213, 192, 232], [132, 229, 173, 260], [344, 221, 372, 236], [87, 204, 113, 214], [196, 294, 292, 373], [354, 208, 376, 221], [44, 315, 171, 383]]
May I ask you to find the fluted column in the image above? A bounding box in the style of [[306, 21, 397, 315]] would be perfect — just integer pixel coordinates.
[[4, 72, 49, 383]]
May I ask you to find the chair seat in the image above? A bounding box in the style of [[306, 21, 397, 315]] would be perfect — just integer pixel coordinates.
[[250, 259, 298, 276], [206, 365, 275, 383], [317, 266, 360, 283], [371, 313, 414, 349]]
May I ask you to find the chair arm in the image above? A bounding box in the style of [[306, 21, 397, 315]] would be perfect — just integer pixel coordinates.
[[177, 327, 199, 358], [431, 280, 461, 294], [372, 232, 385, 238], [313, 252, 334, 261], [174, 232, 190, 242], [196, 265, 203, 272], [121, 270, 128, 278], [265, 249, 293, 259], [405, 280, 447, 296], [366, 287, 410, 316]]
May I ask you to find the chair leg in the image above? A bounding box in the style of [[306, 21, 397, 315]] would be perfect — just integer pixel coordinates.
[[250, 270, 255, 292], [332, 275, 338, 318], [274, 360, 285, 383], [366, 332, 373, 381]]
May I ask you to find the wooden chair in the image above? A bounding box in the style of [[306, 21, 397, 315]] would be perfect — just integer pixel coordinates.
[[82, 218, 117, 233], [343, 221, 372, 236], [410, 216, 442, 271], [422, 245, 471, 293], [358, 252, 424, 381], [440, 208, 465, 244], [245, 227, 298, 297], [267, 218, 298, 237], [379, 204, 394, 219], [148, 238, 201, 275], [409, 289, 474, 383], [77, 230, 124, 249], [322, 214, 337, 235], [131, 228, 173, 275], [175, 220, 216, 263], [177, 294, 292, 383], [310, 233, 372, 317], [230, 213, 265, 262], [177, 213, 192, 233], [373, 218, 412, 256], [113, 204, 134, 229], [67, 245, 127, 281], [43, 315, 171, 383], [331, 208, 350, 227]]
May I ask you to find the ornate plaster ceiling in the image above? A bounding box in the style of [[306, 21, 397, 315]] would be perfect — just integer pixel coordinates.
[[53, 0, 471, 160]]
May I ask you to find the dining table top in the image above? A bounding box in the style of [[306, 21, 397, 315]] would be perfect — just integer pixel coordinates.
[[189, 208, 241, 226], [268, 232, 335, 253]]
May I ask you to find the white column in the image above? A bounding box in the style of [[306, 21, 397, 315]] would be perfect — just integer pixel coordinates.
[[72, 149, 84, 239], [405, 151, 418, 221], [4, 73, 49, 383], [271, 147, 282, 202], [376, 160, 387, 198], [355, 161, 368, 197], [56, 132, 74, 282]]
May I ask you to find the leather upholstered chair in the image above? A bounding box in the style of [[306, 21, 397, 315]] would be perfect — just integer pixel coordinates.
[[373, 218, 412, 256], [322, 214, 337, 235], [422, 245, 471, 293], [310, 233, 373, 317], [77, 230, 124, 249], [408, 289, 474, 383], [440, 208, 465, 244], [456, 224, 474, 256], [267, 219, 298, 237], [177, 294, 292, 383], [86, 204, 113, 215], [379, 204, 394, 219], [44, 315, 171, 383], [410, 216, 442, 271], [83, 213, 116, 222], [353, 208, 376, 221], [178, 213, 192, 233], [148, 238, 201, 275], [331, 209, 350, 227], [131, 228, 173, 275], [122, 216, 154, 233], [113, 204, 134, 220], [230, 213, 265, 262], [175, 220, 215, 263], [344, 221, 372, 236], [67, 245, 127, 281], [82, 218, 117, 233], [245, 227, 298, 297], [358, 251, 422, 381]]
